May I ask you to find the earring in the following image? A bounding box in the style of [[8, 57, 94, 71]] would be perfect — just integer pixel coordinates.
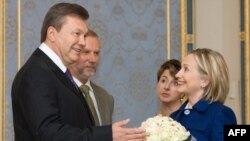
[[180, 95, 186, 102]]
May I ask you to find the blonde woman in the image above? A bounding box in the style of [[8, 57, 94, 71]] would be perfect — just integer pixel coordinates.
[[170, 48, 237, 141]]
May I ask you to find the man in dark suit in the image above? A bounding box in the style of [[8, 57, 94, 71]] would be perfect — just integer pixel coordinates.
[[69, 29, 114, 126], [11, 2, 146, 141]]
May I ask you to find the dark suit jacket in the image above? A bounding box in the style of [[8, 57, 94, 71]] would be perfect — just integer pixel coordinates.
[[91, 82, 114, 125], [170, 100, 237, 141], [11, 48, 112, 141]]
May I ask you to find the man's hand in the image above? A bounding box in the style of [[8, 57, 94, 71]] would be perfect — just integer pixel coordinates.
[[112, 119, 147, 141]]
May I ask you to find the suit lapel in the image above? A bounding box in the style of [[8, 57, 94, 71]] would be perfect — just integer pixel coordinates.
[[33, 49, 95, 125], [33, 49, 84, 102], [91, 82, 105, 124]]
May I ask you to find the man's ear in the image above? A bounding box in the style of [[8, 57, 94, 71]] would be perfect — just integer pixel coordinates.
[[47, 26, 56, 42]]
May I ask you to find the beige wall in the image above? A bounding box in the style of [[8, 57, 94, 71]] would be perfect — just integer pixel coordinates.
[[195, 0, 242, 123]]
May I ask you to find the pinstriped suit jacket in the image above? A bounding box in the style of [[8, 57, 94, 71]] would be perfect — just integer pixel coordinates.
[[11, 48, 112, 141]]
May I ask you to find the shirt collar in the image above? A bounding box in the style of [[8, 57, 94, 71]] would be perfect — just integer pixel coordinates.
[[39, 43, 67, 73], [73, 78, 93, 92]]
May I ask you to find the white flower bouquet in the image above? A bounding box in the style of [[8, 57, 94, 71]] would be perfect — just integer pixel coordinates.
[[141, 115, 190, 141]]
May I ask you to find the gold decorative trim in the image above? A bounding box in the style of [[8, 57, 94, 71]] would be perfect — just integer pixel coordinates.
[[244, 0, 250, 124], [180, 0, 187, 59], [17, 0, 22, 69], [193, 0, 196, 47], [186, 34, 194, 43], [1, 0, 6, 141], [240, 32, 245, 41], [166, 0, 171, 59]]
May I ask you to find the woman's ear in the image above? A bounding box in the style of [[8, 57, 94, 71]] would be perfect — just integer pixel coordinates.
[[201, 75, 209, 88]]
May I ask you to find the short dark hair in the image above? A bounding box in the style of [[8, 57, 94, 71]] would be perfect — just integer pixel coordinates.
[[86, 29, 99, 38], [157, 59, 181, 82], [40, 3, 89, 42]]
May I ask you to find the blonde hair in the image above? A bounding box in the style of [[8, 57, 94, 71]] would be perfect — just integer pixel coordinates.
[[190, 48, 229, 104]]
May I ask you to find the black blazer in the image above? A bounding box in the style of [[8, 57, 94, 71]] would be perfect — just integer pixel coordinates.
[[11, 49, 112, 141]]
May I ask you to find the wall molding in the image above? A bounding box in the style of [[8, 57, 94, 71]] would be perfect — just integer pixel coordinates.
[[17, 0, 22, 69], [166, 0, 171, 59], [245, 0, 250, 124], [180, 0, 195, 59], [1, 0, 6, 140], [240, 0, 250, 124]]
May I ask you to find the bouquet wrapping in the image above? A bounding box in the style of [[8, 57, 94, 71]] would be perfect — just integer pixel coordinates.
[[141, 115, 190, 141]]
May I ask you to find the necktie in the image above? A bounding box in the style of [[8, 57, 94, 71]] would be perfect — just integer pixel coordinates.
[[80, 85, 100, 126], [65, 69, 77, 87], [65, 69, 74, 82]]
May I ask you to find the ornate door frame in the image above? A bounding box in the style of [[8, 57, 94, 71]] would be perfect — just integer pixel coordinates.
[[181, 0, 250, 124]]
